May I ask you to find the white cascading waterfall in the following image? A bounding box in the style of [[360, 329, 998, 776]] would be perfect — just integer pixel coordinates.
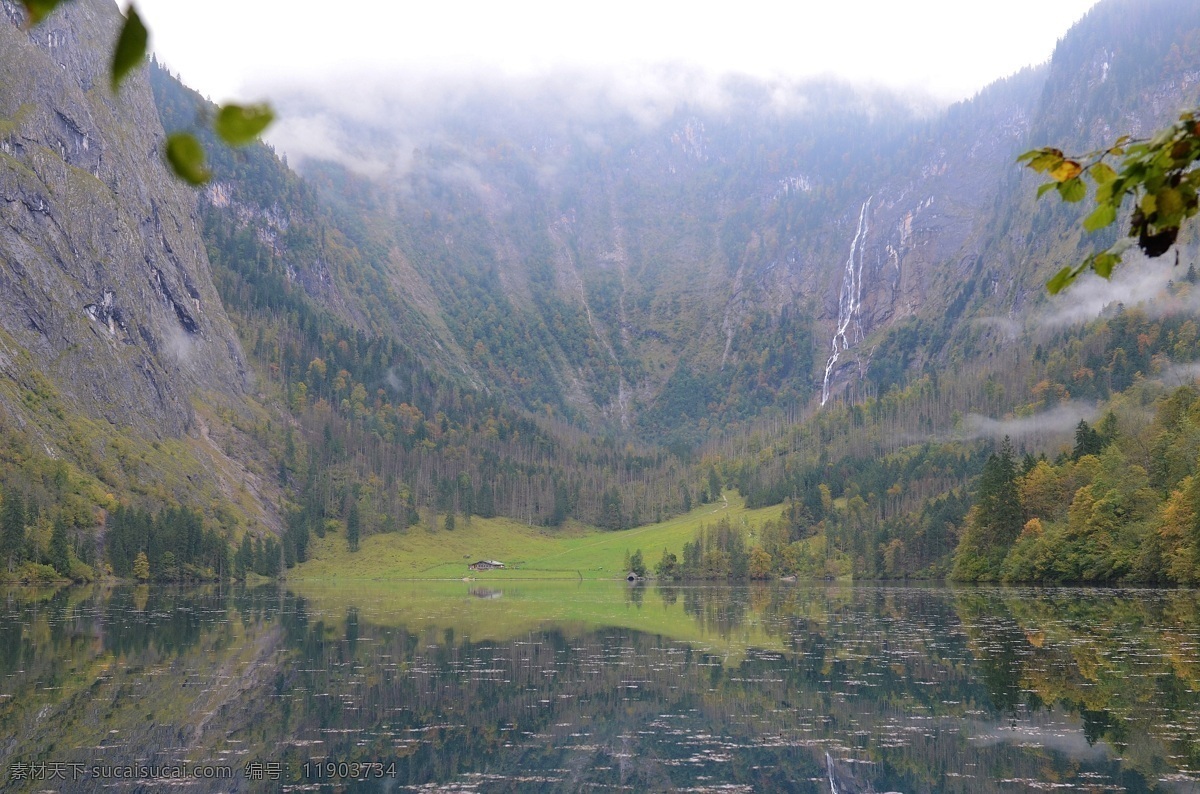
[[821, 197, 872, 406]]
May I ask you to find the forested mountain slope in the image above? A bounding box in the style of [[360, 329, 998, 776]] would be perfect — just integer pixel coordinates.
[[265, 0, 1200, 444], [2, 0, 1200, 583]]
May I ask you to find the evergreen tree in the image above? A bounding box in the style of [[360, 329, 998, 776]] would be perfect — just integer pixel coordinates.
[[236, 534, 252, 578], [160, 551, 178, 580], [599, 489, 623, 530], [550, 481, 570, 526], [681, 539, 701, 579], [629, 549, 645, 578], [1072, 420, 1104, 460], [655, 549, 679, 580], [1, 491, 26, 572], [953, 437, 1022, 580], [49, 515, 71, 577], [264, 539, 281, 577], [1096, 411, 1120, 446], [458, 473, 475, 517], [347, 503, 360, 552], [708, 467, 723, 500]]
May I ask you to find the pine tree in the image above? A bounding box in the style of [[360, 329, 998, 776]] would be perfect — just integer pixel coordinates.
[[1, 491, 26, 573], [235, 535, 252, 578], [953, 437, 1022, 580], [1072, 420, 1104, 460], [347, 504, 360, 552], [550, 481, 570, 526], [264, 539, 281, 577], [600, 489, 623, 530], [49, 515, 71, 577], [655, 549, 679, 580]]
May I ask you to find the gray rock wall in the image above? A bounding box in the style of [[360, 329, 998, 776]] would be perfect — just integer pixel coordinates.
[[0, 0, 250, 438]]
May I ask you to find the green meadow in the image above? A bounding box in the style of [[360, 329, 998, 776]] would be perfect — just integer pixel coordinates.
[[290, 492, 786, 580]]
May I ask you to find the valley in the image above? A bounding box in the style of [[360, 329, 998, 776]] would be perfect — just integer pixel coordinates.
[[1, 0, 1200, 589], [9, 0, 1200, 790]]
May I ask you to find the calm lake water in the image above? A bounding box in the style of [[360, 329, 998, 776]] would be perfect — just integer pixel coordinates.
[[1, 582, 1199, 792]]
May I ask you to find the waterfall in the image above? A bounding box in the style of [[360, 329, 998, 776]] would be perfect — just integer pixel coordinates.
[[821, 197, 872, 406]]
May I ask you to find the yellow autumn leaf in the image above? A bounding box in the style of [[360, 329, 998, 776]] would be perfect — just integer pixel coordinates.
[[1050, 159, 1083, 182]]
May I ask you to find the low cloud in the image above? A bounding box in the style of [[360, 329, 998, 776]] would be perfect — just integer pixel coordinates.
[[259, 67, 929, 180], [958, 401, 1095, 441], [973, 315, 1023, 340], [267, 113, 396, 178], [1155, 361, 1200, 387], [1036, 252, 1198, 329]]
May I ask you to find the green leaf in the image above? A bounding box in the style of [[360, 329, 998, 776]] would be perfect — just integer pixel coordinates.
[[1088, 162, 1117, 184], [1028, 151, 1064, 174], [1082, 203, 1118, 232], [1156, 187, 1184, 222], [164, 132, 210, 185], [213, 103, 275, 146], [1095, 179, 1117, 205], [110, 4, 148, 92], [1057, 178, 1087, 203], [1036, 182, 1057, 199], [1046, 267, 1076, 295], [19, 0, 66, 25], [1091, 252, 1120, 279]]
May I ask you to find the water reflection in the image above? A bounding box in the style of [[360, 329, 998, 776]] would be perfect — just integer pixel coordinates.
[[0, 583, 1198, 792]]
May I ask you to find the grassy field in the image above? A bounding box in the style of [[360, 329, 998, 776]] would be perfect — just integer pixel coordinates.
[[290, 491, 786, 580]]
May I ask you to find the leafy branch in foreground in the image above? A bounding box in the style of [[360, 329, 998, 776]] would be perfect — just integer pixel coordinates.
[[17, 0, 273, 185], [1019, 108, 1200, 294]]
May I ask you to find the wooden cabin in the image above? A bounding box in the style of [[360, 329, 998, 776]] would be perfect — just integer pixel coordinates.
[[468, 560, 505, 571]]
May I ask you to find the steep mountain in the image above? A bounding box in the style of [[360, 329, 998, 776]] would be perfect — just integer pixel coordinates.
[[0, 0, 250, 431], [278, 80, 946, 438], [0, 0, 284, 538], [267, 0, 1200, 445]]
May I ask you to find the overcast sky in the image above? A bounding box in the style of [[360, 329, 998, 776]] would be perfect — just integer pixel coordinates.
[[136, 0, 1099, 106]]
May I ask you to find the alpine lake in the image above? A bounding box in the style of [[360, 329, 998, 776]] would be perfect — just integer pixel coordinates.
[[2, 581, 1200, 792]]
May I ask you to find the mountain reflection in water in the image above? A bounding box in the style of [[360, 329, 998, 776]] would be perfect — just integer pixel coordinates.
[[1, 582, 1198, 792]]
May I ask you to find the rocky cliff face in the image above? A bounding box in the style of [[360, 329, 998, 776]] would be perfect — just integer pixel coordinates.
[[0, 0, 249, 441]]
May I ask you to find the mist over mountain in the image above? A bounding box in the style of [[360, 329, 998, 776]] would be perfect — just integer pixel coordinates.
[[249, 4, 1200, 444]]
